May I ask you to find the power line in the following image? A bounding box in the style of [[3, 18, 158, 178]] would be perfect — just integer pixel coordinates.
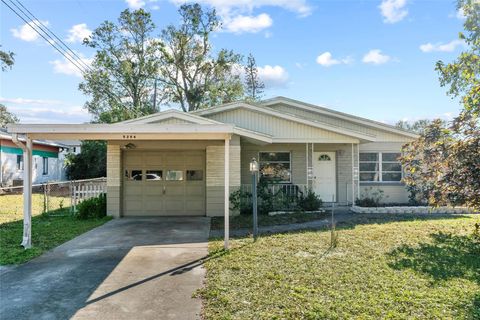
[[11, 0, 93, 72], [1, 0, 88, 76]]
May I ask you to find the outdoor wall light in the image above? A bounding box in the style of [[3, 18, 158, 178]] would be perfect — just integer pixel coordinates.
[[249, 158, 259, 173]]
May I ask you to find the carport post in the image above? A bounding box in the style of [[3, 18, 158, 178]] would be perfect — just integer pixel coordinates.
[[12, 134, 32, 249], [224, 135, 230, 249]]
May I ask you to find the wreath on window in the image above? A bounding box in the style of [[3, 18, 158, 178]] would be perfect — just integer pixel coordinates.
[[318, 154, 331, 161]]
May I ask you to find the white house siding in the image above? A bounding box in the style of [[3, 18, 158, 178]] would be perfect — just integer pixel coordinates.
[[206, 135, 241, 217], [0, 151, 63, 186], [268, 103, 412, 142], [150, 117, 194, 124], [205, 108, 358, 142], [359, 141, 410, 204]]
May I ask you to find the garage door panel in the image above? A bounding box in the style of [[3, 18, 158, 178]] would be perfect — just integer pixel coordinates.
[[123, 150, 205, 216]]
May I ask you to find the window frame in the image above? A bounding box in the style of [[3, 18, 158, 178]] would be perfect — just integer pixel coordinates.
[[258, 151, 292, 183], [42, 157, 49, 175], [16, 154, 24, 171], [359, 152, 403, 183]]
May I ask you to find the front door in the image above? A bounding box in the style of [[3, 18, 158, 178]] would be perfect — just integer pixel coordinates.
[[312, 152, 336, 202]]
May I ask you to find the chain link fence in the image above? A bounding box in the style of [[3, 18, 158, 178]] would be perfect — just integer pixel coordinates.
[[0, 178, 106, 221]]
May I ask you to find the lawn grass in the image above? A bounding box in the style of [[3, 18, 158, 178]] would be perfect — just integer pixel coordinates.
[[210, 212, 329, 230], [0, 194, 111, 265], [0, 194, 70, 223], [199, 213, 480, 319]]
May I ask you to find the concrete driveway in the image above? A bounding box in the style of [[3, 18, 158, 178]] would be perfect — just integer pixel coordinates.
[[0, 217, 210, 320]]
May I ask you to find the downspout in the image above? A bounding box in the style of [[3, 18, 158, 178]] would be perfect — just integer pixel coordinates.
[[12, 133, 32, 248]]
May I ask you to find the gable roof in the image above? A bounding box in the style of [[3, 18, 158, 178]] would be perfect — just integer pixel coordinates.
[[192, 101, 377, 142], [116, 109, 273, 143], [117, 109, 220, 125], [262, 96, 419, 139]]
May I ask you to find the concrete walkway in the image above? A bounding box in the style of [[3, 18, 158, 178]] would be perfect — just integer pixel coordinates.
[[0, 217, 210, 320]]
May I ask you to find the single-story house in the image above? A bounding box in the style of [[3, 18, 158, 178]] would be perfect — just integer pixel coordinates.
[[0, 129, 68, 187], [7, 97, 418, 248]]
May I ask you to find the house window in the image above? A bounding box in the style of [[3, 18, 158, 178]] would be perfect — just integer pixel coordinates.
[[16, 155, 24, 170], [259, 152, 291, 183], [42, 157, 48, 175], [359, 152, 402, 182]]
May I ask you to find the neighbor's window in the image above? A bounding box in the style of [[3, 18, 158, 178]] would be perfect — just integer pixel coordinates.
[[259, 152, 291, 182], [359, 152, 401, 182], [16, 155, 24, 170], [42, 157, 48, 175]]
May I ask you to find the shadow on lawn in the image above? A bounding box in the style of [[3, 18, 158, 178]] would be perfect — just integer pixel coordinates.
[[387, 232, 480, 284]]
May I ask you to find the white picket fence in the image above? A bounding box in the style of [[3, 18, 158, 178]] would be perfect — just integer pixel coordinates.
[[71, 178, 107, 212]]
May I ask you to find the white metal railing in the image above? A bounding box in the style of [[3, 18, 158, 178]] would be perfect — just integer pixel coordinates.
[[241, 183, 308, 195]]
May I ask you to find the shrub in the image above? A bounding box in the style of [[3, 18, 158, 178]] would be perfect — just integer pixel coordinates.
[[298, 190, 323, 211], [355, 187, 387, 207], [76, 193, 106, 219], [230, 189, 252, 215]]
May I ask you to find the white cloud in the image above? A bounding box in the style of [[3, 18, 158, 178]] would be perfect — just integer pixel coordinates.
[[316, 52, 352, 67], [50, 54, 93, 78], [125, 0, 145, 9], [0, 97, 90, 124], [11, 20, 48, 42], [223, 13, 273, 33], [170, 0, 312, 17], [379, 0, 408, 24], [66, 23, 92, 43], [362, 49, 391, 65], [257, 65, 289, 88], [419, 39, 465, 53], [170, 0, 312, 34]]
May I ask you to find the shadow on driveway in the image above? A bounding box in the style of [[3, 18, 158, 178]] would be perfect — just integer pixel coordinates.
[[0, 217, 210, 320]]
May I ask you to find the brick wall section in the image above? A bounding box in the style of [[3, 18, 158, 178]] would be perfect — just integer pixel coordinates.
[[106, 143, 122, 217], [206, 135, 241, 217]]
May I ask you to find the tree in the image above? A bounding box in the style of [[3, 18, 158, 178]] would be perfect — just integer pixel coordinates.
[[395, 119, 444, 134], [65, 141, 106, 180], [0, 104, 19, 128], [157, 4, 244, 112], [0, 46, 15, 71], [80, 9, 160, 123], [401, 0, 480, 210], [244, 53, 265, 102]]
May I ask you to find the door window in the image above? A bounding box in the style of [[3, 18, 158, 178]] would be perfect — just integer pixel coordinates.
[[145, 170, 163, 181], [166, 170, 184, 181], [186, 170, 203, 181], [125, 169, 143, 181]]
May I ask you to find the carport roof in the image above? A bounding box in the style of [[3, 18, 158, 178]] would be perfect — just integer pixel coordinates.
[[7, 122, 273, 144]]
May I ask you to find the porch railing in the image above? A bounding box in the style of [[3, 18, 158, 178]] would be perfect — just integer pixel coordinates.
[[240, 183, 309, 195]]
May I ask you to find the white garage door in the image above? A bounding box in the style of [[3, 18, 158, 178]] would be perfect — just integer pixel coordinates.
[[123, 150, 205, 216]]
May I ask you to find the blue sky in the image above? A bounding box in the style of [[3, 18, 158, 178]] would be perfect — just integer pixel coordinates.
[[0, 0, 467, 124]]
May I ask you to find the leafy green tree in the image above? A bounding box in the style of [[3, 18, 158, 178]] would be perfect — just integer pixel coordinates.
[[157, 4, 244, 112], [65, 141, 106, 180], [0, 104, 19, 128], [395, 119, 445, 134], [244, 53, 265, 102], [0, 46, 14, 71], [80, 9, 160, 123], [401, 0, 480, 209]]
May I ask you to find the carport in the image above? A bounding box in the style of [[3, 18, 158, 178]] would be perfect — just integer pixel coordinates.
[[7, 122, 235, 249]]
